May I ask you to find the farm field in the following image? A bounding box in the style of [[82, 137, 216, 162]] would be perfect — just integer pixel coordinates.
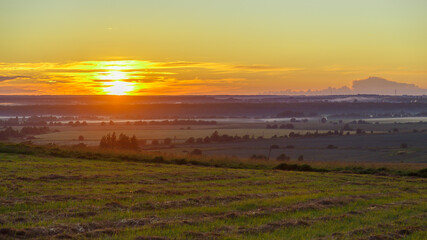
[[161, 132, 427, 163], [29, 120, 427, 146], [25, 125, 427, 163], [18, 120, 427, 164], [0, 152, 426, 239]]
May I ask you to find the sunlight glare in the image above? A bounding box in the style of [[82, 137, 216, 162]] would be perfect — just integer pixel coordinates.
[[103, 80, 136, 95]]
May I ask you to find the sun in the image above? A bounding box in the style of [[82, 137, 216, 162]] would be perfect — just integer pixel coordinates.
[[97, 70, 137, 95], [103, 80, 136, 95], [87, 61, 148, 95]]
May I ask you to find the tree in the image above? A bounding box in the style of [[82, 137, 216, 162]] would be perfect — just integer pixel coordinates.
[[118, 133, 130, 149], [321, 117, 327, 123], [185, 137, 195, 144], [130, 135, 138, 150], [99, 132, 138, 150], [99, 135, 108, 148], [210, 131, 219, 142], [111, 132, 117, 146]]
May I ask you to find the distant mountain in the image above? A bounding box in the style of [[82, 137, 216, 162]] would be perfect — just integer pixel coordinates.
[[269, 77, 427, 95]]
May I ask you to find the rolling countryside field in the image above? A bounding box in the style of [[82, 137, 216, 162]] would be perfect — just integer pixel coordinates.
[[2, 0, 427, 238], [1, 151, 426, 240]]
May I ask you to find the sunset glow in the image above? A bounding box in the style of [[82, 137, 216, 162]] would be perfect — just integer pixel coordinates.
[[0, 0, 425, 95], [102, 80, 136, 95]]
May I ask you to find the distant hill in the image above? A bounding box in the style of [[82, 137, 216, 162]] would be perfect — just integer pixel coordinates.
[[352, 77, 426, 95], [270, 77, 427, 95]]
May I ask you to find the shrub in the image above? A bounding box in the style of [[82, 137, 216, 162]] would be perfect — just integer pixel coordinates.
[[326, 144, 338, 149], [190, 149, 202, 155], [274, 163, 314, 171], [276, 153, 290, 161], [78, 135, 84, 141], [400, 143, 408, 148], [416, 168, 427, 178], [250, 154, 267, 160], [298, 155, 304, 161]]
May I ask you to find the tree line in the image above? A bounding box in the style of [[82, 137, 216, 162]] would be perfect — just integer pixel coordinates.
[[99, 132, 139, 150], [0, 126, 51, 140]]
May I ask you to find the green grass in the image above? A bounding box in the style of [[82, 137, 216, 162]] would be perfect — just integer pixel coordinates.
[[0, 142, 425, 178], [0, 150, 426, 239]]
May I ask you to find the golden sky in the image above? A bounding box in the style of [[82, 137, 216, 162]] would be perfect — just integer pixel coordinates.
[[0, 0, 426, 95]]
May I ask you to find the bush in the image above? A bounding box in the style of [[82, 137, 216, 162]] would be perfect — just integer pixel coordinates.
[[326, 144, 338, 149], [276, 153, 290, 161], [250, 154, 267, 160], [298, 155, 304, 161], [400, 143, 408, 148], [356, 128, 364, 134], [78, 135, 84, 141], [415, 168, 427, 178], [274, 163, 315, 171], [190, 149, 202, 155]]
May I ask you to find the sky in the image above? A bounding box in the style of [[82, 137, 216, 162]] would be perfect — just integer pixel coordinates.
[[0, 0, 426, 95]]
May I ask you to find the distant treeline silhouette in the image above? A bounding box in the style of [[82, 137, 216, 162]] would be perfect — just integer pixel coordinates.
[[276, 111, 318, 118], [1, 102, 426, 118], [0, 126, 51, 140], [133, 119, 217, 125], [266, 124, 295, 129], [185, 131, 256, 144]]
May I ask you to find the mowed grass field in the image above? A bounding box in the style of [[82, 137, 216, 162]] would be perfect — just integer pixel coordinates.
[[1, 153, 426, 239]]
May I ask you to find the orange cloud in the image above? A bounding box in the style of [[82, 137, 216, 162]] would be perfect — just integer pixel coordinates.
[[0, 60, 299, 95]]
